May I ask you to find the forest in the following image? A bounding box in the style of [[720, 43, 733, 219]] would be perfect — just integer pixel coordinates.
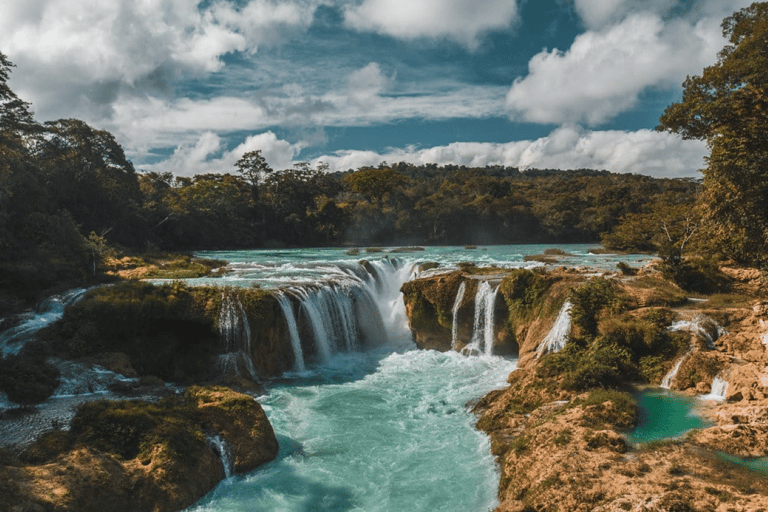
[[3, 0, 767, 318]]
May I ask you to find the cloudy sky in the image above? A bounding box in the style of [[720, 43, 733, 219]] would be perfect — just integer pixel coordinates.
[[0, 0, 751, 177]]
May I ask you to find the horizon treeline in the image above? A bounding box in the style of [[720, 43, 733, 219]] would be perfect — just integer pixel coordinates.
[[1, 51, 698, 309]]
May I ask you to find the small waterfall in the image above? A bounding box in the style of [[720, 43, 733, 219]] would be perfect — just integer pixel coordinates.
[[462, 281, 499, 356], [536, 300, 572, 358], [669, 315, 726, 349], [0, 288, 87, 357], [208, 434, 234, 478], [218, 291, 258, 380], [708, 374, 729, 400], [275, 292, 305, 372], [451, 281, 467, 350], [291, 287, 335, 363], [661, 353, 689, 389]]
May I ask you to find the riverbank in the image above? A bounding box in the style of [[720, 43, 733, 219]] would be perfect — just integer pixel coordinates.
[[402, 260, 768, 510], [2, 248, 767, 511]]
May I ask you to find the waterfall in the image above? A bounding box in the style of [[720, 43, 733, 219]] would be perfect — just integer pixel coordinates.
[[451, 281, 467, 350], [661, 353, 688, 389], [208, 435, 234, 478], [462, 281, 499, 356], [536, 300, 572, 358], [218, 291, 258, 380], [669, 315, 726, 349], [273, 259, 412, 369], [701, 374, 729, 401], [0, 288, 87, 357], [275, 292, 305, 372]]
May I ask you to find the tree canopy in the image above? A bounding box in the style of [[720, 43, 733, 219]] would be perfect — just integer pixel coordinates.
[[658, 1, 768, 266]]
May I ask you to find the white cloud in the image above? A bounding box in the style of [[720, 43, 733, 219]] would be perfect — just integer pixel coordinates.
[[506, 12, 726, 125], [344, 0, 519, 48], [572, 0, 678, 30], [572, 0, 752, 30], [346, 62, 392, 105], [109, 83, 506, 156], [147, 130, 302, 177], [310, 127, 708, 178], [0, 0, 317, 122]]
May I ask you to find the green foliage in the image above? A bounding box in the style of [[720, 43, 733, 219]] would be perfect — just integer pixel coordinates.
[[553, 429, 572, 446], [58, 281, 220, 382], [343, 167, 409, 206], [571, 389, 638, 429], [68, 396, 206, 464], [499, 269, 552, 321], [538, 283, 684, 390], [569, 278, 620, 339], [659, 256, 730, 294], [0, 354, 60, 405], [657, 3, 768, 267], [235, 149, 272, 186]]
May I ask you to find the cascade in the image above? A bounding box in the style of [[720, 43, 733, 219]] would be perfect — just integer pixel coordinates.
[[536, 300, 572, 358], [661, 353, 689, 389], [218, 292, 258, 380], [451, 281, 467, 350], [462, 281, 499, 356], [0, 288, 87, 357], [208, 435, 234, 479], [705, 374, 729, 401], [274, 259, 410, 368], [761, 319, 768, 348], [275, 292, 306, 372], [669, 315, 727, 349]]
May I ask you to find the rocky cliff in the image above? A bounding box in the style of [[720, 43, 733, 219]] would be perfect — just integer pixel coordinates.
[[403, 263, 768, 511], [0, 386, 278, 512]]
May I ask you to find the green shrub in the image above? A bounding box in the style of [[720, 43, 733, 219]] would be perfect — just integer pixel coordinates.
[[570, 278, 621, 339], [0, 354, 60, 405], [69, 396, 205, 464], [573, 389, 638, 429], [617, 261, 637, 275]]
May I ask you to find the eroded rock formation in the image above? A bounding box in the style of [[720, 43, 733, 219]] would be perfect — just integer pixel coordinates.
[[0, 386, 277, 512], [404, 263, 768, 511]]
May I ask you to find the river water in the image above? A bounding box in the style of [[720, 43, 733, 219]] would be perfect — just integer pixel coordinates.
[[0, 245, 651, 511], [182, 245, 646, 512]]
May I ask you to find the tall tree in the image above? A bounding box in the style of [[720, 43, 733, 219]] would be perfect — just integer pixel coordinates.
[[235, 150, 272, 186], [657, 2, 768, 266]]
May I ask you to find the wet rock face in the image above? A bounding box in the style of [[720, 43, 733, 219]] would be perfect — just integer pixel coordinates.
[[0, 386, 278, 512], [401, 271, 466, 351]]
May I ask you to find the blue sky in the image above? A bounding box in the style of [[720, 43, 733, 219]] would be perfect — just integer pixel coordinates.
[[0, 0, 753, 177]]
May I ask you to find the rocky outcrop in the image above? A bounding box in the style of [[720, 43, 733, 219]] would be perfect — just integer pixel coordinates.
[[475, 365, 768, 512], [399, 263, 768, 510], [43, 281, 297, 392], [401, 268, 582, 358], [0, 386, 278, 512]]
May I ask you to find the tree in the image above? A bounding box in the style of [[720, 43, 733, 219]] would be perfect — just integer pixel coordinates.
[[235, 150, 272, 186], [0, 52, 35, 131], [343, 167, 409, 206], [657, 2, 768, 266]]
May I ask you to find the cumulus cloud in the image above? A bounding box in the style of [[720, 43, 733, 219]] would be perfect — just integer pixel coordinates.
[[344, 0, 519, 47], [147, 131, 302, 177], [346, 62, 392, 105], [311, 127, 707, 178], [109, 83, 506, 155], [505, 12, 726, 125], [0, 0, 316, 122], [572, 0, 678, 29]]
